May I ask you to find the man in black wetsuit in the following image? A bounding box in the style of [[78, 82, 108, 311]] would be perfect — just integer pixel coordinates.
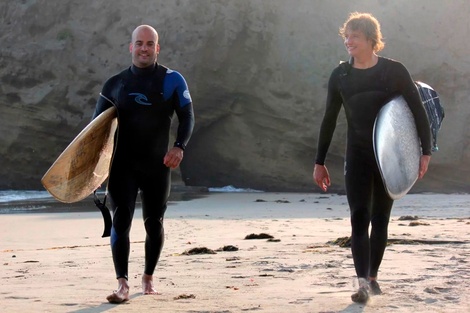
[[313, 13, 431, 303], [92, 25, 194, 303]]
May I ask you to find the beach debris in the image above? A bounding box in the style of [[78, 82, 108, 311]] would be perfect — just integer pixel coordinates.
[[226, 285, 239, 290], [173, 294, 196, 300], [267, 238, 281, 242], [254, 198, 296, 204], [182, 247, 216, 255], [232, 275, 249, 279], [398, 215, 419, 221], [409, 221, 430, 226], [304, 244, 332, 253], [306, 244, 330, 249], [387, 238, 468, 245], [388, 239, 421, 245], [329, 236, 467, 247], [329, 236, 351, 247], [216, 245, 239, 252], [245, 233, 274, 240]]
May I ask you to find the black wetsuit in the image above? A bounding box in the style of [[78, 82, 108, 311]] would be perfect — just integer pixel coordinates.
[[93, 63, 194, 280], [315, 57, 431, 279]]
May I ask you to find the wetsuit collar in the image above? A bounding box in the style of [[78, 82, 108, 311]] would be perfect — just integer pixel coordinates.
[[131, 63, 157, 76]]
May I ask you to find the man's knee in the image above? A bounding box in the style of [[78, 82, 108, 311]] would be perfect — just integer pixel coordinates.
[[144, 216, 164, 240], [112, 206, 133, 235], [351, 209, 370, 236], [371, 213, 390, 230]]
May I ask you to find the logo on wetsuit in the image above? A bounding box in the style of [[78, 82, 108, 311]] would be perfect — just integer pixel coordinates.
[[129, 93, 151, 105], [183, 90, 191, 101]]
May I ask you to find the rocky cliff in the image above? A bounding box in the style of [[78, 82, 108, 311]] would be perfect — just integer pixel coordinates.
[[1, 0, 469, 193]]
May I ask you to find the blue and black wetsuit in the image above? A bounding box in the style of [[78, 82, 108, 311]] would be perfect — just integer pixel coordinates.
[[315, 57, 431, 279], [93, 63, 194, 280]]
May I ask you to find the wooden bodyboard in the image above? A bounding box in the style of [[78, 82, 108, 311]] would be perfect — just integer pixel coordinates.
[[42, 107, 117, 203]]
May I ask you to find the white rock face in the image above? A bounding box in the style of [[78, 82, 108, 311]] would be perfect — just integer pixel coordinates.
[[0, 0, 468, 192]]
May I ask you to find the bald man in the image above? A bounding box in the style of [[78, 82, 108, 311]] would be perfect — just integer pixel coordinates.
[[92, 25, 195, 303]]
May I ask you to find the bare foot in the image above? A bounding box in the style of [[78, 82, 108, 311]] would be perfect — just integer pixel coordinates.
[[369, 279, 382, 295], [351, 287, 369, 303], [351, 278, 370, 304], [107, 278, 129, 304], [142, 273, 157, 295]]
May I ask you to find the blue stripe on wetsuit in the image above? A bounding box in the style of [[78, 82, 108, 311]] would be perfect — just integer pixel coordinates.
[[163, 69, 192, 107]]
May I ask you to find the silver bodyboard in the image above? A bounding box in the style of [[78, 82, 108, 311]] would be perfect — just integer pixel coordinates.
[[373, 95, 421, 200]]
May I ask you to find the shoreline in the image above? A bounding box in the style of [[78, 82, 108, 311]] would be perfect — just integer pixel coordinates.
[[1, 191, 469, 219]]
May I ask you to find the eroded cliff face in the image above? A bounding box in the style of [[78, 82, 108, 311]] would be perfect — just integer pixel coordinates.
[[1, 0, 469, 192]]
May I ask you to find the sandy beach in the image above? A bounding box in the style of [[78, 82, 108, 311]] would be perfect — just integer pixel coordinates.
[[1, 192, 469, 312]]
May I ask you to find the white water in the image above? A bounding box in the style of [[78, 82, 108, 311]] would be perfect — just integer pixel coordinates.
[[0, 186, 261, 205], [207, 185, 263, 193], [0, 190, 53, 203]]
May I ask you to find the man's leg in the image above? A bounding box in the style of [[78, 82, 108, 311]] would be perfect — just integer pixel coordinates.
[[106, 168, 139, 302], [368, 176, 393, 295], [139, 165, 170, 294], [344, 151, 374, 303]]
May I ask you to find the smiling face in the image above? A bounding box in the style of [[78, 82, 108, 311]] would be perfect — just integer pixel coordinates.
[[343, 28, 374, 58], [129, 25, 160, 68], [339, 12, 385, 56]]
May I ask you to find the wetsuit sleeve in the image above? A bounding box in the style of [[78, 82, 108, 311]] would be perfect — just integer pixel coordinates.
[[391, 62, 432, 155], [174, 103, 195, 148], [315, 68, 343, 165], [92, 77, 117, 120], [165, 71, 195, 148]]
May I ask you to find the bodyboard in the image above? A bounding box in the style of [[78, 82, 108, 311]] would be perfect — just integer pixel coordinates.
[[41, 107, 117, 203], [373, 95, 421, 200], [415, 81, 444, 152]]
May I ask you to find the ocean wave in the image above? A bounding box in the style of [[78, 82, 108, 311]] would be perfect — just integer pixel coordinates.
[[0, 190, 52, 203], [208, 185, 263, 193]]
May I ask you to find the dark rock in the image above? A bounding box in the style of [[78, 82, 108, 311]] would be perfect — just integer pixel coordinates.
[[1, 1, 469, 193]]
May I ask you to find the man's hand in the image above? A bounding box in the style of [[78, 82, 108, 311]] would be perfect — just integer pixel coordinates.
[[313, 164, 331, 192], [418, 155, 431, 179], [163, 147, 184, 169]]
